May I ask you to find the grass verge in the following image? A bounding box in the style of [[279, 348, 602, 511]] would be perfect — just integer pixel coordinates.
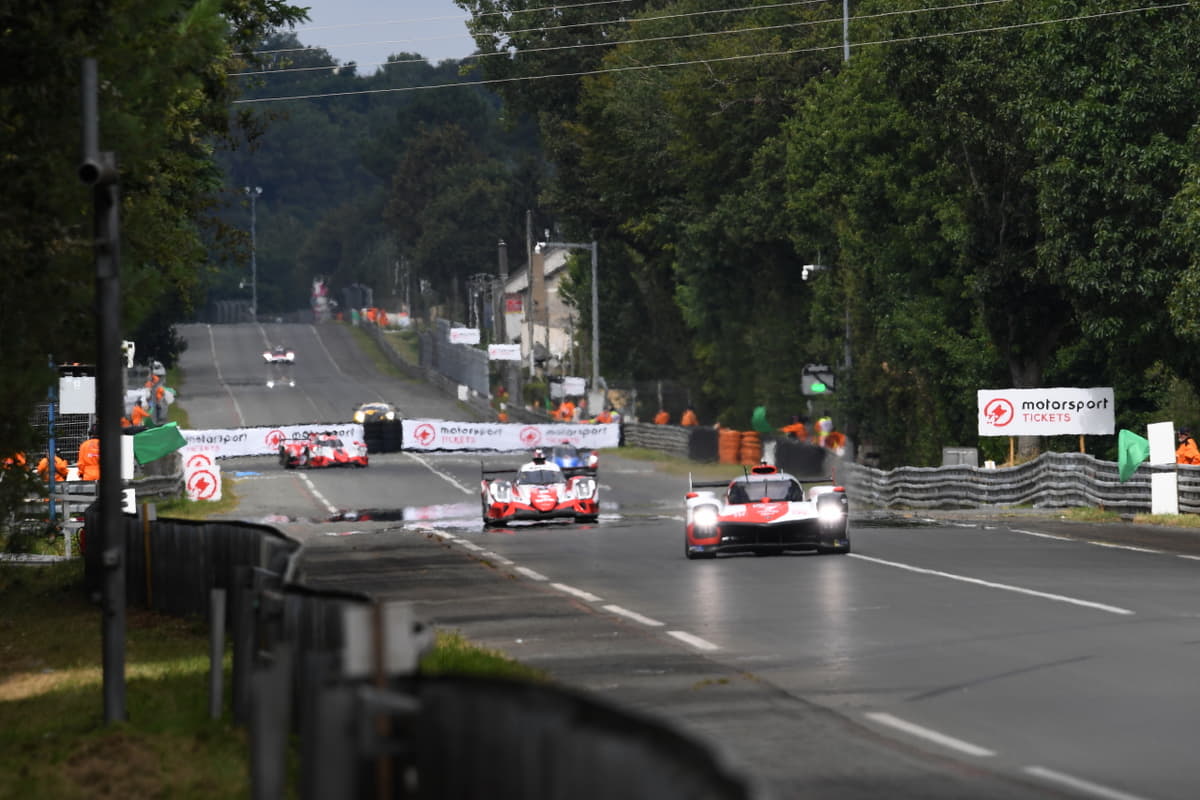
[[1, 560, 544, 799], [155, 477, 241, 519]]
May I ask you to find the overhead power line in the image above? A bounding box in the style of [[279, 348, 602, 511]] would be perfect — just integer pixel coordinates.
[[233, 0, 1011, 79], [233, 3, 1192, 105], [293, 0, 635, 34]]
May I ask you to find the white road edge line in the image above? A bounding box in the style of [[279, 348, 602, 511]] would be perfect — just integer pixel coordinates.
[[1178, 554, 1200, 561], [1012, 528, 1074, 541], [667, 631, 719, 651], [404, 450, 473, 494], [481, 551, 513, 564], [850, 554, 1135, 615], [602, 605, 664, 627], [514, 566, 548, 581], [297, 473, 338, 515], [1022, 766, 1153, 800], [208, 325, 246, 426], [459, 542, 484, 552], [1088, 541, 1162, 554], [864, 712, 995, 758], [550, 583, 603, 603]]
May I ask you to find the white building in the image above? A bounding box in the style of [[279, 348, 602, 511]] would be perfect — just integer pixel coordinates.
[[502, 245, 581, 372]]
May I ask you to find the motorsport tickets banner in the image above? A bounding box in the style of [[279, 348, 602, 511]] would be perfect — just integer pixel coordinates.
[[402, 420, 620, 451], [180, 423, 366, 459], [977, 387, 1114, 437]]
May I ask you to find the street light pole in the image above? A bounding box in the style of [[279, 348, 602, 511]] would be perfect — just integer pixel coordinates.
[[244, 186, 262, 319], [541, 240, 601, 392]]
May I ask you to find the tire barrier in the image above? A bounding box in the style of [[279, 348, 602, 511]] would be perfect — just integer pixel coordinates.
[[738, 431, 762, 466], [718, 429, 742, 464], [687, 425, 718, 463], [773, 439, 833, 481], [361, 420, 403, 453]]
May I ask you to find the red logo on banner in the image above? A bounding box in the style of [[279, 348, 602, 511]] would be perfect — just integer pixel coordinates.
[[519, 427, 542, 447], [505, 295, 523, 313], [984, 398, 1015, 427], [187, 469, 218, 500], [265, 429, 286, 448], [186, 453, 213, 469], [414, 423, 437, 447]]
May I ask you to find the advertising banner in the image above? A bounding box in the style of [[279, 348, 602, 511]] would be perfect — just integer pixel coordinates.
[[402, 420, 620, 451], [977, 387, 1114, 437], [505, 295, 523, 313], [488, 343, 522, 361], [180, 423, 365, 459], [449, 327, 480, 345]]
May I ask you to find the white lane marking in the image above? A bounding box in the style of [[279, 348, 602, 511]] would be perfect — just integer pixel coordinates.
[[514, 566, 547, 581], [864, 712, 996, 758], [551, 583, 603, 603], [1178, 554, 1200, 561], [310, 323, 348, 378], [602, 605, 664, 627], [667, 631, 719, 651], [460, 542, 484, 552], [297, 473, 338, 515], [1088, 542, 1162, 554], [481, 551, 513, 564], [850, 554, 1135, 616], [1012, 528, 1074, 541], [404, 451, 473, 494], [208, 325, 246, 426], [1022, 766, 1153, 800]]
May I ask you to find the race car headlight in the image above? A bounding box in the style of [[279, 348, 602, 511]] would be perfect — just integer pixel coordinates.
[[353, 411, 365, 423], [692, 505, 720, 528], [818, 501, 845, 521], [587, 453, 599, 468], [385, 411, 395, 420]]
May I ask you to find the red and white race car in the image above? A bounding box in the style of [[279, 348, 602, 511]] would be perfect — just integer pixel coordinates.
[[279, 431, 368, 469], [263, 345, 295, 363], [481, 450, 599, 526], [684, 463, 849, 559]]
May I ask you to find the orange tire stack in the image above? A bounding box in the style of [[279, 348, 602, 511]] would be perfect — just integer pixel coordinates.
[[739, 431, 762, 465], [718, 429, 742, 464]]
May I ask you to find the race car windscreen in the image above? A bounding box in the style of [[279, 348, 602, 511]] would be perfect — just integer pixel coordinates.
[[731, 479, 803, 503], [518, 469, 562, 485]]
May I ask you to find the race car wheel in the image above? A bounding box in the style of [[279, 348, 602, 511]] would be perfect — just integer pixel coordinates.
[[816, 535, 851, 555], [574, 515, 599, 524], [685, 541, 716, 560], [279, 447, 292, 469]]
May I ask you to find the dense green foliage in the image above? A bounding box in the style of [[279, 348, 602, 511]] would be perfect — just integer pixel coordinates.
[[459, 0, 1200, 466]]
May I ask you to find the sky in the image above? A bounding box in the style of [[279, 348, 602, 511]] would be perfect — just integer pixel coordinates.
[[290, 0, 479, 71]]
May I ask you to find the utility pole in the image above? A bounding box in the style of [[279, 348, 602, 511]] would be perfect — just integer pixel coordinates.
[[525, 210, 534, 377], [539, 239, 601, 392], [244, 186, 262, 319], [80, 57, 126, 725], [843, 0, 850, 62]]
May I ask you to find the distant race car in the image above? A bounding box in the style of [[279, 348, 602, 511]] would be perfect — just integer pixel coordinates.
[[480, 449, 599, 526], [684, 463, 849, 559], [263, 345, 295, 364], [279, 431, 368, 469], [353, 402, 398, 423], [549, 441, 598, 476]]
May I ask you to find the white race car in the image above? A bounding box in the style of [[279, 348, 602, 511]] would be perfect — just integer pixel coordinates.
[[684, 463, 849, 559], [263, 345, 295, 363]]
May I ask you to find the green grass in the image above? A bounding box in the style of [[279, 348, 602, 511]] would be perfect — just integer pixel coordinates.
[[345, 324, 411, 381], [156, 477, 240, 519], [1, 557, 547, 798]]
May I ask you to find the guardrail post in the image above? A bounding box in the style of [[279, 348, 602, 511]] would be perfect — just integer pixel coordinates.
[[209, 587, 226, 719], [230, 566, 254, 725], [250, 642, 293, 800]]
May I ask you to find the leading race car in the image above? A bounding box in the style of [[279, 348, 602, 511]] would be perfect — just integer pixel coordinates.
[[480, 449, 599, 526], [353, 401, 398, 423], [279, 431, 368, 469], [684, 463, 849, 559], [263, 344, 295, 363], [549, 441, 599, 476]]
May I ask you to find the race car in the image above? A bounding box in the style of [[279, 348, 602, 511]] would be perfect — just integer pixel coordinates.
[[480, 449, 599, 526], [549, 441, 599, 476], [353, 402, 398, 423], [684, 463, 849, 559], [279, 431, 368, 469], [263, 345, 295, 363]]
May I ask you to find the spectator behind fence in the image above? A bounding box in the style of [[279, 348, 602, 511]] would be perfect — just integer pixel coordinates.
[[680, 406, 699, 426], [1176, 428, 1200, 465], [37, 454, 68, 482], [131, 398, 151, 427], [654, 408, 670, 425], [77, 429, 101, 481]]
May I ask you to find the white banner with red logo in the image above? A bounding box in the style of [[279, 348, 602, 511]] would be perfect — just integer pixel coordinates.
[[180, 424, 366, 458], [402, 420, 620, 451], [977, 387, 1114, 437], [184, 457, 222, 501]]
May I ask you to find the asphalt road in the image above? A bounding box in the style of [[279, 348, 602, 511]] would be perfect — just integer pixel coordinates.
[[179, 322, 1200, 800]]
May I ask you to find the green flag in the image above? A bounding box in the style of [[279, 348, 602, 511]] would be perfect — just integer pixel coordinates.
[[133, 421, 187, 465], [1117, 429, 1150, 482], [751, 405, 773, 435]]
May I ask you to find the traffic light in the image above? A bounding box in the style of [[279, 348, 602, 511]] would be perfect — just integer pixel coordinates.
[[802, 364, 835, 396]]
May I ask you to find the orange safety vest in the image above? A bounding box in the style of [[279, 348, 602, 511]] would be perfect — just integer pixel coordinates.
[[654, 410, 670, 425], [77, 438, 101, 481], [680, 409, 699, 426], [37, 456, 68, 481], [132, 404, 151, 426]]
